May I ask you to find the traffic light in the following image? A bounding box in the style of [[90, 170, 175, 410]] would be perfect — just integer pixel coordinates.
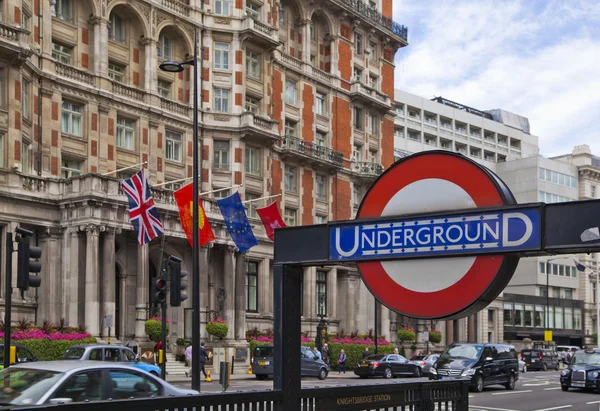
[[169, 256, 188, 307], [16, 228, 42, 291], [153, 276, 167, 305]]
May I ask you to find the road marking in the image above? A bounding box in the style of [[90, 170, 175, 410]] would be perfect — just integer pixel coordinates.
[[586, 401, 600, 405], [491, 390, 533, 396], [532, 407, 572, 411], [543, 387, 562, 390], [469, 406, 520, 411]]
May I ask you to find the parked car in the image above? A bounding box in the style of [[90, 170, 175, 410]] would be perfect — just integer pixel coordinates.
[[409, 354, 439, 375], [557, 346, 580, 364], [520, 348, 559, 371], [429, 343, 519, 392], [61, 344, 160, 376], [251, 345, 328, 380], [519, 359, 527, 373], [0, 344, 37, 370], [0, 361, 197, 406], [354, 354, 422, 379], [560, 348, 600, 391]]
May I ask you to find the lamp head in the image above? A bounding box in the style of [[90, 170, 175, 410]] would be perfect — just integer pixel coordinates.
[[159, 60, 185, 73]]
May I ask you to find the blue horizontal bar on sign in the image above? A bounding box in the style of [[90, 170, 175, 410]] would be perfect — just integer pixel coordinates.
[[329, 207, 542, 262]]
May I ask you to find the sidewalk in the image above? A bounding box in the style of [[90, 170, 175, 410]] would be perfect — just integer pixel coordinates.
[[166, 370, 359, 383]]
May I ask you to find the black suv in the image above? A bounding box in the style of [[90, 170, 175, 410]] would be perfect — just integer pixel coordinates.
[[521, 348, 559, 371], [560, 348, 600, 391], [429, 343, 519, 392]]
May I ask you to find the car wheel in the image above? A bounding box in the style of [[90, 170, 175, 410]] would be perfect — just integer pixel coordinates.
[[505, 373, 516, 390], [542, 362, 547, 372], [318, 369, 327, 380], [471, 374, 484, 393], [414, 367, 422, 378], [384, 367, 393, 379], [561, 385, 569, 392]]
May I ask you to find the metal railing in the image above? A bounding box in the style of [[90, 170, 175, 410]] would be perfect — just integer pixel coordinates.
[[281, 135, 344, 166], [352, 161, 384, 177], [335, 0, 408, 41]]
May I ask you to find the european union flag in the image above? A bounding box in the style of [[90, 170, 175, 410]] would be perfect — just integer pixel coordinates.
[[217, 192, 258, 253]]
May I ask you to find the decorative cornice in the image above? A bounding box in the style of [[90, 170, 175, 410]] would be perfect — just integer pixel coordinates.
[[39, 88, 54, 98], [98, 105, 110, 115], [88, 15, 110, 26]]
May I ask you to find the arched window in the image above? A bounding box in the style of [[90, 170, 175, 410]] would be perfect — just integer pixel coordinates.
[[109, 13, 125, 43], [158, 33, 172, 60]]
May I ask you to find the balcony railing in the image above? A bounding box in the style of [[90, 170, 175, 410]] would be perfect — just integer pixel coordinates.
[[311, 66, 335, 85], [55, 62, 95, 86], [350, 82, 391, 109], [160, 97, 190, 117], [352, 161, 384, 177], [334, 0, 408, 41], [280, 53, 302, 70], [113, 82, 146, 102], [280, 135, 343, 166], [0, 22, 20, 41], [161, 0, 191, 17]]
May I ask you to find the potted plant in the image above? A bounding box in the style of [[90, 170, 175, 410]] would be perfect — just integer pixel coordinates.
[[397, 328, 416, 346], [175, 338, 188, 362], [428, 330, 442, 344], [206, 318, 229, 340]]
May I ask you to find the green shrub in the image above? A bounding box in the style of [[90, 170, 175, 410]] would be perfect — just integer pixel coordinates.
[[429, 331, 442, 344], [327, 342, 394, 371], [144, 319, 169, 343], [397, 328, 416, 343], [206, 319, 228, 339], [0, 337, 97, 361]]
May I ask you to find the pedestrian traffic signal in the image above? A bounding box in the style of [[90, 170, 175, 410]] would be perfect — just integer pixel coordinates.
[[16, 228, 42, 291], [153, 276, 167, 304], [169, 255, 188, 307]]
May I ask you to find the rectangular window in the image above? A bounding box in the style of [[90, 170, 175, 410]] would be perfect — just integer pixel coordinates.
[[353, 67, 363, 82], [164, 181, 182, 191], [116, 117, 135, 150], [21, 140, 30, 174], [353, 107, 363, 129], [315, 215, 327, 224], [316, 131, 326, 146], [61, 101, 82, 136], [564, 289, 573, 299], [352, 145, 362, 162], [165, 130, 182, 162], [524, 304, 533, 327], [310, 23, 315, 40], [574, 308, 582, 330], [548, 306, 554, 328], [555, 306, 563, 329], [315, 92, 326, 116], [214, 42, 230, 69], [284, 165, 297, 192], [369, 75, 378, 90], [245, 146, 259, 175], [503, 303, 513, 326], [0, 68, 4, 108], [539, 262, 545, 273], [592, 185, 597, 198], [540, 286, 547, 297], [108, 62, 125, 83], [214, 88, 230, 113], [215, 0, 231, 15], [315, 175, 326, 201], [213, 187, 230, 199], [56, 0, 72, 22], [245, 96, 259, 114], [316, 270, 327, 316], [158, 33, 172, 60], [52, 42, 72, 65], [535, 305, 544, 328], [157, 79, 172, 98], [310, 54, 316, 66], [61, 158, 81, 179], [246, 261, 258, 312], [368, 114, 378, 135], [552, 286, 560, 298], [285, 79, 297, 105], [22, 12, 30, 31], [0, 134, 4, 168], [244, 193, 260, 219], [284, 208, 297, 226], [369, 42, 377, 59], [284, 119, 296, 137], [353, 185, 361, 207], [109, 13, 125, 42], [246, 50, 260, 78], [514, 303, 523, 327], [246, 3, 260, 19], [22, 79, 30, 120], [213, 140, 230, 170], [354, 32, 363, 55], [564, 307, 573, 329]]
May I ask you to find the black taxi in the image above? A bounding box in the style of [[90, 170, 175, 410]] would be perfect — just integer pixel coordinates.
[[560, 348, 600, 392]]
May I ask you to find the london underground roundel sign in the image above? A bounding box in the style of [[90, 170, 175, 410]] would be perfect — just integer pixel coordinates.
[[354, 151, 521, 320]]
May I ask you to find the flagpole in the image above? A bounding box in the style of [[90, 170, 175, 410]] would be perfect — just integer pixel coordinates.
[[242, 194, 282, 205], [102, 161, 148, 176], [153, 176, 202, 187]]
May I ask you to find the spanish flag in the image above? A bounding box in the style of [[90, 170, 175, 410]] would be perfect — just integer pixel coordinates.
[[173, 183, 215, 247]]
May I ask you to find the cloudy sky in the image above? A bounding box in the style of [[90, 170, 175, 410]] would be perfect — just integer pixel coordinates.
[[393, 0, 600, 157]]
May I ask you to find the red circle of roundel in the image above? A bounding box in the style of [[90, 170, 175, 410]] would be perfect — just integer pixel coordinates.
[[357, 152, 510, 319]]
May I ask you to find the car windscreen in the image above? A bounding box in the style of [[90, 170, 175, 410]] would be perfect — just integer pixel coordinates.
[[365, 355, 386, 361], [255, 347, 274, 358], [61, 348, 86, 360], [572, 352, 600, 365], [440, 344, 483, 360], [0, 368, 63, 405]]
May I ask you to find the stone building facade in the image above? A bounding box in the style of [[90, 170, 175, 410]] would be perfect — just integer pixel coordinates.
[[0, 0, 408, 346]]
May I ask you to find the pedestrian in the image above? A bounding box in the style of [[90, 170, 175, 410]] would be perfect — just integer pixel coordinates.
[[313, 346, 322, 360], [394, 347, 399, 355], [321, 343, 329, 364], [338, 349, 347, 374], [154, 340, 163, 365], [200, 342, 209, 379], [184, 344, 192, 377], [363, 347, 370, 359]]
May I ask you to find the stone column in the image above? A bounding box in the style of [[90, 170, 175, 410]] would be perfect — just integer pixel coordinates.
[[67, 227, 80, 326], [102, 227, 119, 338], [83, 224, 102, 337], [37, 227, 63, 323], [118, 270, 127, 340], [467, 315, 476, 343], [328, 269, 337, 320], [90, 16, 109, 77], [299, 20, 311, 63], [200, 245, 212, 340], [223, 245, 236, 339], [381, 305, 391, 341], [445, 320, 454, 345], [142, 38, 158, 92], [346, 273, 358, 332], [135, 243, 150, 339], [234, 252, 247, 340]]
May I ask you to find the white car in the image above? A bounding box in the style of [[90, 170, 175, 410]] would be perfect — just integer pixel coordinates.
[[519, 359, 527, 373], [0, 361, 198, 406]]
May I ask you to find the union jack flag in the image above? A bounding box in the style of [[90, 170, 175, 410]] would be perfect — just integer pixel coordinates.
[[121, 169, 164, 246]]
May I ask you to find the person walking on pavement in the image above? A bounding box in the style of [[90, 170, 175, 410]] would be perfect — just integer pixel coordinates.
[[184, 344, 192, 377], [313, 346, 322, 360], [200, 342, 210, 379], [394, 347, 399, 355], [338, 349, 347, 374], [321, 343, 329, 365], [363, 347, 370, 359]]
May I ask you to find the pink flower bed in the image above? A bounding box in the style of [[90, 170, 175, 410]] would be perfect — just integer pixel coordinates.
[[0, 329, 92, 341], [251, 336, 313, 343], [329, 337, 391, 345]]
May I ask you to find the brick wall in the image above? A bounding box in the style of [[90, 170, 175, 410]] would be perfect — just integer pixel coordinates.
[[332, 96, 352, 159], [333, 177, 352, 221], [381, 117, 395, 168], [302, 169, 314, 224], [301, 83, 314, 142]]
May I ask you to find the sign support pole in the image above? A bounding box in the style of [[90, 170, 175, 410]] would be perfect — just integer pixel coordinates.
[[3, 232, 11, 370], [374, 298, 378, 355]]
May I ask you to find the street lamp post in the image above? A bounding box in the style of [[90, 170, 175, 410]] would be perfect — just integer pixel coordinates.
[[159, 30, 201, 391], [545, 257, 564, 333]]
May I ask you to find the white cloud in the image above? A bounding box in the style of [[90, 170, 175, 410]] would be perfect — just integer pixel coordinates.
[[393, 0, 600, 157]]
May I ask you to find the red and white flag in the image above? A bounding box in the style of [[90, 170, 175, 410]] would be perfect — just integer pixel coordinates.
[[256, 202, 286, 241]]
